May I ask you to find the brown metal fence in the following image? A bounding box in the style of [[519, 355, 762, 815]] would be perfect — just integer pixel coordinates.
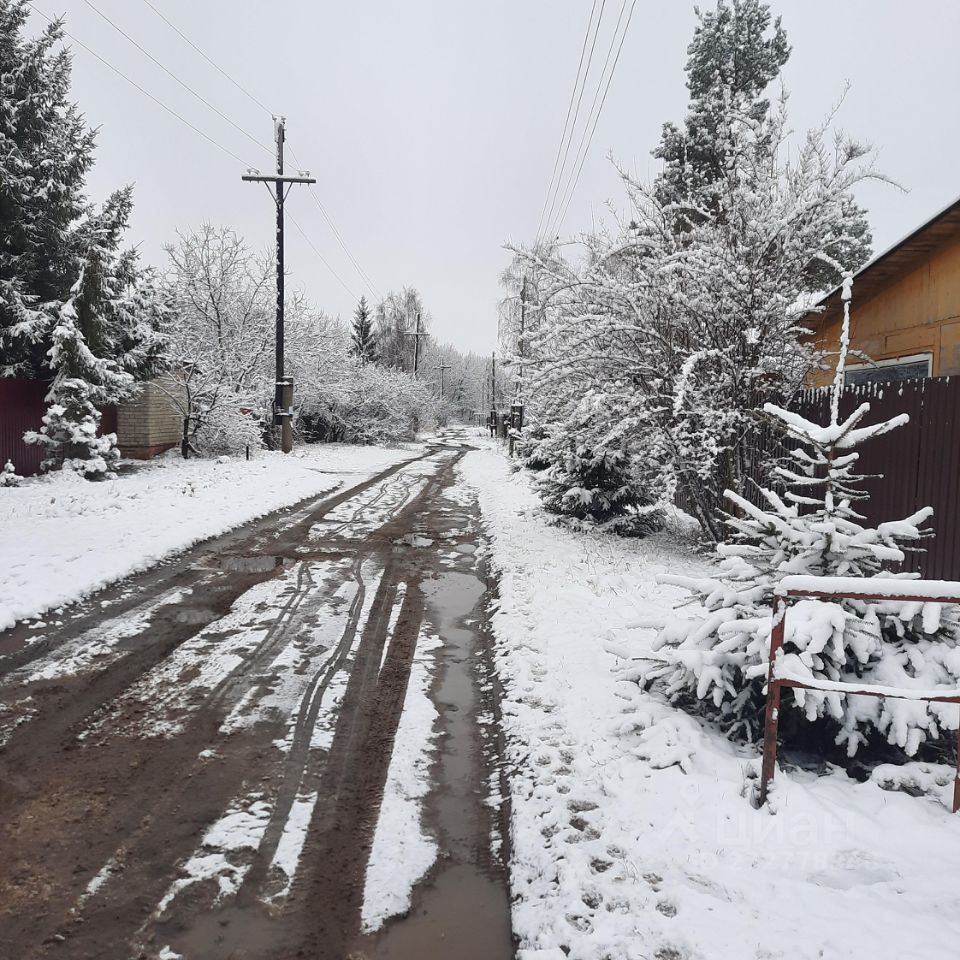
[[0, 378, 47, 476], [791, 376, 960, 580], [675, 376, 960, 578]]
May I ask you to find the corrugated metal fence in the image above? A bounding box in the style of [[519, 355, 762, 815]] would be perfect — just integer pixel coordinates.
[[0, 378, 46, 476], [792, 376, 960, 580]]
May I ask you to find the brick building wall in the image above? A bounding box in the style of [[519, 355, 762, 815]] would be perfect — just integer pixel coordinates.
[[117, 377, 185, 459]]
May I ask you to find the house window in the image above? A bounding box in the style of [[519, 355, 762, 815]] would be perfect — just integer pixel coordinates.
[[844, 352, 932, 387]]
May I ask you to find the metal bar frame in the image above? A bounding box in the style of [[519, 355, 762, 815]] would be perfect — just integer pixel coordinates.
[[759, 586, 960, 813]]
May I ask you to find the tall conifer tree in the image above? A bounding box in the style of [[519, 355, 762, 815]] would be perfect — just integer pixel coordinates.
[[0, 1, 164, 476]]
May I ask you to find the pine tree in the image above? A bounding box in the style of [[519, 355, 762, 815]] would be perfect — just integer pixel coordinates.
[[351, 295, 376, 362], [536, 391, 661, 536], [24, 189, 165, 476], [0, 1, 95, 375], [0, 4, 165, 475], [652, 0, 870, 286], [646, 278, 960, 757]]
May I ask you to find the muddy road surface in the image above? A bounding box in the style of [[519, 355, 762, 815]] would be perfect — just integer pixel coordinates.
[[0, 431, 514, 960]]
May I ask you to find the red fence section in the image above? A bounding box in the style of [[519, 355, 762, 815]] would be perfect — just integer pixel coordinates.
[[793, 377, 960, 580], [0, 378, 47, 476]]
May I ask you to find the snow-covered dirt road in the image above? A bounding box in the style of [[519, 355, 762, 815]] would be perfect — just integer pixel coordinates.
[[0, 430, 513, 960]]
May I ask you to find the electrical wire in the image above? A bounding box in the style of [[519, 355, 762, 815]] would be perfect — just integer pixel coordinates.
[[138, 0, 274, 117], [287, 145, 383, 303], [78, 0, 272, 158], [547, 0, 630, 239], [27, 2, 252, 167], [287, 211, 360, 301], [540, 0, 607, 245], [34, 1, 386, 306], [120, 2, 384, 305], [548, 0, 638, 239], [535, 0, 601, 244]]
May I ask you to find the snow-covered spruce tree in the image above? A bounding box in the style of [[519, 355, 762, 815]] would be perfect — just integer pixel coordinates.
[[0, 1, 94, 377], [1, 460, 22, 487], [647, 278, 960, 757], [21, 190, 165, 477], [535, 389, 662, 536], [1, 6, 165, 475], [351, 295, 377, 362]]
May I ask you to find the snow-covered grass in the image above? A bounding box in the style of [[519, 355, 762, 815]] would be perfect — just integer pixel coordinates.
[[460, 445, 960, 960], [0, 443, 420, 631]]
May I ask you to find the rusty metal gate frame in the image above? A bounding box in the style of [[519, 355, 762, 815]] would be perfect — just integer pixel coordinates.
[[759, 578, 960, 813]]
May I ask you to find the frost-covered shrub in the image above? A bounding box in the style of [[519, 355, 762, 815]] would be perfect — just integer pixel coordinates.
[[298, 359, 434, 445], [25, 379, 120, 480], [535, 392, 662, 537], [193, 403, 262, 458], [1, 460, 22, 487], [645, 283, 960, 757]]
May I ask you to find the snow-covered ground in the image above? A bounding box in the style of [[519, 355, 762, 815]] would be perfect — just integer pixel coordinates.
[[0, 443, 420, 631], [460, 444, 960, 960]]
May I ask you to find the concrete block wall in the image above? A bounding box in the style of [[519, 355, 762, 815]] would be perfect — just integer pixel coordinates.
[[117, 377, 185, 459]]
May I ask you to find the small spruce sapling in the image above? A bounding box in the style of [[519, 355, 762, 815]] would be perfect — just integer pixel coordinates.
[[1, 460, 22, 487], [646, 275, 960, 757], [536, 391, 661, 536]]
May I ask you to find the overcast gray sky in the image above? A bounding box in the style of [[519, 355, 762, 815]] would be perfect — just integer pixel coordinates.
[[28, 1, 960, 354]]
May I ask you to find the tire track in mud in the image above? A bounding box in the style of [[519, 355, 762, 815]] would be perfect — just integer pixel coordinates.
[[0, 449, 433, 680], [142, 456, 461, 960], [0, 448, 457, 959]]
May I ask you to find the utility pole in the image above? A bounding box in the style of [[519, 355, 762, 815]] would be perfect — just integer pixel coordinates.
[[434, 362, 451, 401], [509, 276, 527, 456], [242, 117, 315, 453], [490, 351, 497, 438], [402, 311, 429, 378], [517, 275, 527, 405]]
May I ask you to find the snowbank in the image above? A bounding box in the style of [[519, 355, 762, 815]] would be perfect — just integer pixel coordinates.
[[460, 446, 960, 960], [0, 444, 419, 631]]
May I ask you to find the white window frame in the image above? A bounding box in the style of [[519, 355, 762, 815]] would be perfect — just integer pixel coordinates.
[[844, 352, 932, 386]]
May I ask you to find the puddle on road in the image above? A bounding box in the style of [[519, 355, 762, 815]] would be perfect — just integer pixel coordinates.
[[393, 534, 435, 549], [219, 556, 288, 574], [368, 566, 513, 960], [168, 608, 220, 626]]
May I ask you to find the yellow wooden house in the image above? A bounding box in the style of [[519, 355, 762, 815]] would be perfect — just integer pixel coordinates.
[[809, 196, 960, 386]]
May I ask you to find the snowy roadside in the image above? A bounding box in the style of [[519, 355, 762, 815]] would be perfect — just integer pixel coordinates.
[[460, 445, 960, 960], [0, 443, 421, 631]]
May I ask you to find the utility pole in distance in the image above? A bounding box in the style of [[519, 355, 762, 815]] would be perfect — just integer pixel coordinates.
[[402, 311, 429, 378], [434, 361, 451, 401], [489, 351, 497, 437], [242, 117, 315, 453]]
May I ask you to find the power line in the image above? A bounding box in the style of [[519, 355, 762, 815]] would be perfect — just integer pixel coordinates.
[[308, 186, 382, 303], [535, 0, 601, 244], [123, 0, 384, 307], [547, 0, 630, 240], [548, 0, 638, 239], [34, 1, 381, 309], [287, 211, 360, 302], [540, 0, 607, 245], [138, 0, 274, 117], [77, 0, 272, 158], [287, 146, 383, 303], [27, 2, 251, 167]]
